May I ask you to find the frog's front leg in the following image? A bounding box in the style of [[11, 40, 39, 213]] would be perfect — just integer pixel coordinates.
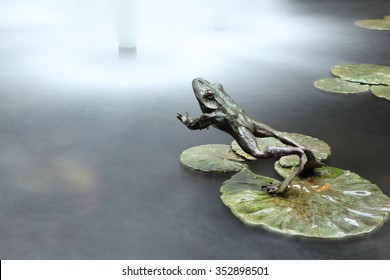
[[177, 112, 216, 130]]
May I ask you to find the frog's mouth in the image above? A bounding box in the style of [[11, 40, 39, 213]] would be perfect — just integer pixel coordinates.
[[197, 99, 216, 114]]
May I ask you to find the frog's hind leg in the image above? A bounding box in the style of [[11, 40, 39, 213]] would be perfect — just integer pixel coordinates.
[[272, 132, 323, 174], [251, 123, 322, 176], [233, 126, 308, 194], [261, 145, 308, 193]]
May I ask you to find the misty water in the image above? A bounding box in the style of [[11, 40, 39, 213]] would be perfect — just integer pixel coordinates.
[[0, 0, 389, 259]]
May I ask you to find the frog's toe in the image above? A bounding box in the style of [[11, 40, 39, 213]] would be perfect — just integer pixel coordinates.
[[261, 182, 282, 193], [265, 182, 291, 194], [267, 185, 280, 193], [177, 112, 188, 123]]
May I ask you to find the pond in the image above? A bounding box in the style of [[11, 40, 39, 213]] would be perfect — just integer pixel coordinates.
[[0, 0, 389, 259]]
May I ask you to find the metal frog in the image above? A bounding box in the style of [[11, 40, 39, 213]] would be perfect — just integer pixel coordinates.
[[177, 78, 323, 193]]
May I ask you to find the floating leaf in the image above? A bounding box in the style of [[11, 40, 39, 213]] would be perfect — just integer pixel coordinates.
[[314, 78, 370, 94], [355, 19, 390, 30], [180, 144, 247, 173], [220, 168, 390, 239], [282, 132, 330, 162], [371, 85, 390, 101], [278, 155, 300, 168], [274, 161, 296, 179], [231, 133, 330, 167], [332, 64, 390, 85], [277, 132, 331, 168]]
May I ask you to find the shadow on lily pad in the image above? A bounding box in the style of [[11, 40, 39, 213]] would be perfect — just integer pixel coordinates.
[[220, 167, 390, 239]]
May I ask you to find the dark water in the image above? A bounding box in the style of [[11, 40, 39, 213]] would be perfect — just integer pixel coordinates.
[[0, 0, 390, 259]]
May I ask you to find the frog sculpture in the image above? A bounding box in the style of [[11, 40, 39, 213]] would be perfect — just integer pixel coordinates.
[[177, 78, 324, 193]]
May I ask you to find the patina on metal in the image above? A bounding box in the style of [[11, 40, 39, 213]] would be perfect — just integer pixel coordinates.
[[177, 78, 324, 194]]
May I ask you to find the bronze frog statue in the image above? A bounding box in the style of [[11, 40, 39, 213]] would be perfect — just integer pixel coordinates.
[[177, 78, 324, 194]]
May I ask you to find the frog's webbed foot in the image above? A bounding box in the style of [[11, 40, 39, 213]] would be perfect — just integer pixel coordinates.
[[262, 181, 289, 194], [177, 112, 199, 129], [262, 183, 281, 193], [177, 112, 189, 125], [177, 112, 216, 130]]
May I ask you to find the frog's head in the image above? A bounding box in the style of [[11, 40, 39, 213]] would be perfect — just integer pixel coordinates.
[[192, 77, 226, 113]]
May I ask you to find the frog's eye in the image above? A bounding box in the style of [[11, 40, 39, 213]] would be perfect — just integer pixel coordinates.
[[205, 89, 214, 98]]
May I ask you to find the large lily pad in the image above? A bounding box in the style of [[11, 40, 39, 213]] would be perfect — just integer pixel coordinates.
[[371, 85, 390, 101], [331, 64, 390, 85], [314, 78, 370, 94], [220, 168, 390, 239], [355, 19, 390, 30], [231, 133, 331, 167], [180, 144, 247, 173]]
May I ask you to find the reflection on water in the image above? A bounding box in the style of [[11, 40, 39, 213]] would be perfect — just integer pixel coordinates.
[[118, 47, 137, 59], [0, 144, 99, 208]]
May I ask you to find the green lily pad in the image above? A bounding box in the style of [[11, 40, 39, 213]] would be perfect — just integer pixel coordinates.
[[314, 78, 370, 94], [278, 132, 331, 167], [371, 85, 390, 101], [180, 144, 247, 173], [331, 64, 390, 85], [220, 168, 390, 239], [278, 154, 300, 168], [274, 161, 296, 179], [231, 133, 331, 167], [355, 19, 390, 30]]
